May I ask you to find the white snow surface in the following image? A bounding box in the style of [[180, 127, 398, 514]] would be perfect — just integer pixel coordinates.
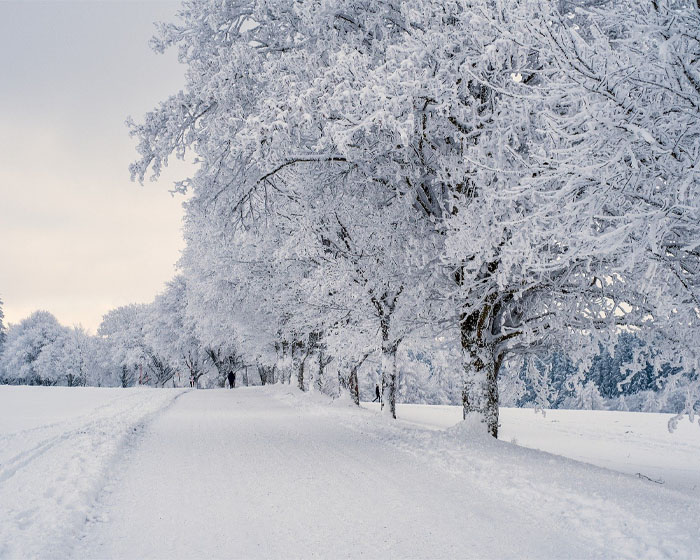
[[0, 386, 186, 559], [363, 403, 700, 499], [1, 385, 699, 559]]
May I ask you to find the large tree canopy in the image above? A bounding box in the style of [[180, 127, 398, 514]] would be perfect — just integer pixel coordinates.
[[127, 0, 700, 434]]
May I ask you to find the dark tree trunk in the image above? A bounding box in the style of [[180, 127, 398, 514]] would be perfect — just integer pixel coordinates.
[[380, 324, 399, 419], [317, 349, 332, 392], [317, 351, 324, 392], [298, 354, 307, 391], [120, 365, 133, 388], [377, 310, 401, 419], [371, 289, 403, 419], [461, 349, 502, 438], [460, 302, 501, 438], [348, 367, 360, 405], [346, 352, 370, 406], [381, 345, 398, 419], [484, 356, 500, 438]]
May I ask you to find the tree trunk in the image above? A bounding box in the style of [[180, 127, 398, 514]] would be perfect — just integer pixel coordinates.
[[298, 353, 307, 391], [482, 356, 499, 438], [317, 349, 332, 392], [317, 351, 324, 392], [461, 343, 500, 438], [460, 300, 501, 438], [378, 310, 400, 419], [346, 351, 371, 406], [348, 364, 360, 406], [381, 343, 398, 419]]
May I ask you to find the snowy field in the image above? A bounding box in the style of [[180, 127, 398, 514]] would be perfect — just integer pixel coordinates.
[[1, 385, 699, 559], [363, 402, 700, 499]]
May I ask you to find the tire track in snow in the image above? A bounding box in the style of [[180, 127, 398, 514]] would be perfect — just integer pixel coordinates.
[[0, 392, 153, 483], [74, 389, 589, 559], [0, 388, 187, 560]]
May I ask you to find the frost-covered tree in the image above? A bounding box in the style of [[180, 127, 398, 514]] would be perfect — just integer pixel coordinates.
[[176, 121, 432, 407], [129, 0, 461, 416], [205, 346, 244, 387], [268, 175, 434, 414], [51, 326, 118, 387], [51, 326, 93, 387], [0, 296, 6, 352], [180, 214, 284, 385], [506, 0, 700, 425], [128, 0, 700, 435], [146, 275, 210, 387], [0, 311, 121, 387], [0, 311, 67, 385], [99, 304, 148, 384], [98, 304, 174, 387], [573, 381, 606, 411]]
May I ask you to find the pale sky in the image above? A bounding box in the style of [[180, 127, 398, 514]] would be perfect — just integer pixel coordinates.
[[0, 0, 194, 332]]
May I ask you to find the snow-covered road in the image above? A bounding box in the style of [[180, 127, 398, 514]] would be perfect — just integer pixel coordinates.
[[71, 387, 700, 559]]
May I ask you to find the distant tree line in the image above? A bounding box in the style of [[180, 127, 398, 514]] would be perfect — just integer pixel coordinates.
[[0, 297, 695, 416], [0, 291, 246, 390], [0, 310, 107, 387], [501, 333, 697, 413]]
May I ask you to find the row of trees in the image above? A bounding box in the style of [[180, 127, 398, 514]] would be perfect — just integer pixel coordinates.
[[0, 297, 6, 359], [0, 310, 110, 387], [506, 333, 698, 412], [2, 1, 698, 435], [97, 276, 247, 388], [0, 289, 246, 389], [0, 294, 693, 414], [121, 0, 699, 436]]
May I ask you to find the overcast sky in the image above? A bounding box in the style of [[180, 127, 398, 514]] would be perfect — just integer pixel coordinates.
[[0, 0, 193, 332]]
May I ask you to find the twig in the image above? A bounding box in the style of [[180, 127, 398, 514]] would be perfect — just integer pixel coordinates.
[[636, 473, 664, 484]]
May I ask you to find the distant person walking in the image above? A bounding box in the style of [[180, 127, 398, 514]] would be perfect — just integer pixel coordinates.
[[227, 371, 235, 389], [373, 384, 381, 402], [190, 374, 195, 388]]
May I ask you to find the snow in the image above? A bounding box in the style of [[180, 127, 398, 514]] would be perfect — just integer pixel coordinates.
[[2, 385, 699, 559], [0, 386, 186, 559], [363, 403, 700, 499]]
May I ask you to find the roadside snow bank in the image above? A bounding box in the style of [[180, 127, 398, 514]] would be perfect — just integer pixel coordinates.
[[0, 386, 186, 559], [362, 402, 700, 498], [273, 388, 700, 559]]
